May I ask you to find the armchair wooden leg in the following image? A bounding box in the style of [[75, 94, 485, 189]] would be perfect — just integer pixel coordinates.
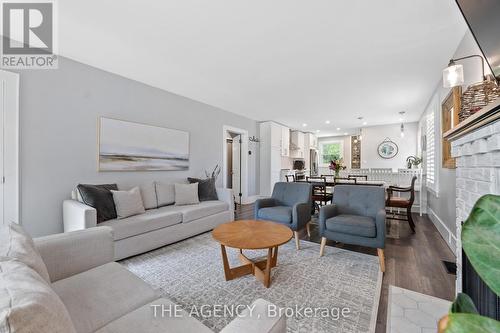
[[319, 237, 327, 257], [377, 248, 385, 273], [407, 208, 416, 233], [306, 222, 311, 238], [294, 231, 300, 250]]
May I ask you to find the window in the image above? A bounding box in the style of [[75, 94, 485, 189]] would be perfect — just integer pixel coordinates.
[[319, 140, 343, 166], [426, 110, 436, 192]]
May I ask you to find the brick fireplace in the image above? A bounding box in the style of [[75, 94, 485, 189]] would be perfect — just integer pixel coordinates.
[[450, 117, 500, 293]]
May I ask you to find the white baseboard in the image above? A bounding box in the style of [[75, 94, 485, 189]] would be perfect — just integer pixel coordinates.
[[428, 208, 457, 256]]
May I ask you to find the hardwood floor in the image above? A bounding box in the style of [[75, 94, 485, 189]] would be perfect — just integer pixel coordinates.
[[235, 204, 456, 333]]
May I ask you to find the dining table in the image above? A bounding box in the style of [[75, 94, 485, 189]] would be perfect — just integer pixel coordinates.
[[296, 178, 388, 188]]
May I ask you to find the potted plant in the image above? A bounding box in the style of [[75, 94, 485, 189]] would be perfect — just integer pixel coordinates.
[[438, 194, 500, 333], [329, 159, 346, 178]]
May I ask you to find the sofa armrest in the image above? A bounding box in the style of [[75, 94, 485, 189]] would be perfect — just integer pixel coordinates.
[[319, 204, 338, 235], [292, 202, 311, 230], [254, 198, 276, 219], [220, 299, 286, 333], [34, 227, 114, 283], [216, 187, 235, 221], [63, 199, 97, 232]]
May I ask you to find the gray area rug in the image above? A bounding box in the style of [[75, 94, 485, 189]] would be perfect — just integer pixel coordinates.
[[121, 233, 382, 333]]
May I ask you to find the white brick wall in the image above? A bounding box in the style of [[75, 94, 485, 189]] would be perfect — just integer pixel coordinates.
[[450, 119, 500, 294]]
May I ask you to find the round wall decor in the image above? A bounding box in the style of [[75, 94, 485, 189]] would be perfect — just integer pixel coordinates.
[[377, 138, 398, 159]]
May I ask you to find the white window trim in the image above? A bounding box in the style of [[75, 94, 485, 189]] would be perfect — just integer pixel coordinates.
[[424, 93, 439, 197], [319, 139, 344, 167]]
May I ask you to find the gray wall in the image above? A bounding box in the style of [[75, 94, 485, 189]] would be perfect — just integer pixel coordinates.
[[15, 57, 259, 237], [420, 31, 488, 248]]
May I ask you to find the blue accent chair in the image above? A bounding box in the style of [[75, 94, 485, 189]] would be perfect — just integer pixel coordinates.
[[318, 185, 386, 272], [255, 182, 312, 249]]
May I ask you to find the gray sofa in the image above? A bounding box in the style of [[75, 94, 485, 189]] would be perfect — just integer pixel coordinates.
[[255, 182, 312, 250], [0, 223, 286, 333], [63, 182, 234, 260], [318, 185, 386, 272]]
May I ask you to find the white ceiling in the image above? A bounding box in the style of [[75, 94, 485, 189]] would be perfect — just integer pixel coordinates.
[[59, 0, 467, 137]]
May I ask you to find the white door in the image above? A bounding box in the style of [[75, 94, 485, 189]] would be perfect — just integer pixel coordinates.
[[232, 135, 241, 204], [0, 70, 19, 226]]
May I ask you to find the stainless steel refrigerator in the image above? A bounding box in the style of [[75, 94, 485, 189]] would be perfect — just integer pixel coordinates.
[[310, 149, 319, 176]]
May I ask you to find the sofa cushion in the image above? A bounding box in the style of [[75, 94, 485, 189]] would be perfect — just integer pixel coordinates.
[[174, 183, 200, 206], [94, 298, 212, 333], [188, 177, 218, 201], [0, 260, 77, 333], [111, 187, 146, 219], [155, 182, 175, 207], [77, 184, 118, 223], [257, 206, 292, 224], [325, 214, 376, 238], [139, 182, 158, 210], [52, 262, 158, 333], [0, 222, 51, 283], [100, 207, 182, 241], [160, 200, 229, 223]]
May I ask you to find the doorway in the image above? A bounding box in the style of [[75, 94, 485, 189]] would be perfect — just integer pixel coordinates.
[[0, 70, 20, 225], [222, 126, 249, 207]]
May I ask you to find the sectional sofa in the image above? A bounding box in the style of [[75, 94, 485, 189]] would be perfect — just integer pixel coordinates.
[[63, 182, 234, 260], [0, 223, 286, 333]]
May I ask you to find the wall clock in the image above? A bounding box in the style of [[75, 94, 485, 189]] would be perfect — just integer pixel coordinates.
[[377, 138, 398, 159]]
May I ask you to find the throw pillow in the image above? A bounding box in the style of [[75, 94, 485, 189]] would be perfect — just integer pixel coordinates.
[[155, 182, 175, 207], [0, 222, 51, 283], [174, 183, 200, 206], [0, 260, 77, 333], [139, 182, 158, 210], [111, 187, 146, 219], [77, 184, 118, 223], [187, 177, 218, 201]]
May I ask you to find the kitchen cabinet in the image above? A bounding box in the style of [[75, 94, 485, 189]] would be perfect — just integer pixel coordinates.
[[290, 131, 305, 158], [259, 121, 291, 195]]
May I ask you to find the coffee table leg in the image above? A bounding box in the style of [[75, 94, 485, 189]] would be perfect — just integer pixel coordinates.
[[220, 244, 232, 281], [264, 248, 273, 288], [271, 246, 278, 267]]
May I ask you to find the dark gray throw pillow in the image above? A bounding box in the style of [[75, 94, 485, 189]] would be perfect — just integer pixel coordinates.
[[77, 184, 118, 223], [187, 177, 218, 201]]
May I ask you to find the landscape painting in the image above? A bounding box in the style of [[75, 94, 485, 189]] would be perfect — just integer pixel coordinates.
[[99, 117, 189, 171]]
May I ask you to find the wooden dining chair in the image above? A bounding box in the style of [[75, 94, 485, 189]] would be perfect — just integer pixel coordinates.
[[285, 174, 295, 182], [307, 176, 333, 212], [348, 174, 368, 181], [386, 176, 417, 233], [334, 177, 357, 185]]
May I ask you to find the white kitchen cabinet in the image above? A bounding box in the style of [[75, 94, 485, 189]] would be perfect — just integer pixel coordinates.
[[290, 131, 305, 158], [281, 126, 290, 157], [260, 121, 290, 195]]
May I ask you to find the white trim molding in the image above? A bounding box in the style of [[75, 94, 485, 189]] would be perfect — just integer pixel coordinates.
[[428, 208, 457, 256], [222, 125, 249, 203]]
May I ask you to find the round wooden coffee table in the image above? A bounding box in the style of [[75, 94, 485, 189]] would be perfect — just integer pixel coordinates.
[[212, 220, 293, 288]]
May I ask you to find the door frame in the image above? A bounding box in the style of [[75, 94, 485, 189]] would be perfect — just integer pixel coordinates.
[[222, 125, 249, 203], [0, 69, 20, 225]]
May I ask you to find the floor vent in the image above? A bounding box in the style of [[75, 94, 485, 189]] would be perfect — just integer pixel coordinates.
[[442, 260, 457, 275]]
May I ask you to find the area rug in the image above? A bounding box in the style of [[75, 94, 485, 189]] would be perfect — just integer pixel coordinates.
[[121, 233, 383, 333]]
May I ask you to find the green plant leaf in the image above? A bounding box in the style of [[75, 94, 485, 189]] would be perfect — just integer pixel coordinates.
[[443, 313, 500, 333], [462, 194, 500, 297], [450, 293, 478, 314]]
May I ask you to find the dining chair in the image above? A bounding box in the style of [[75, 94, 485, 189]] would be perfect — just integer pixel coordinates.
[[307, 176, 333, 213], [334, 177, 357, 185], [285, 174, 295, 182], [348, 174, 368, 181], [385, 176, 417, 233]]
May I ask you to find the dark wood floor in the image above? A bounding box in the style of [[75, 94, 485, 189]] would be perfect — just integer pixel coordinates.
[[235, 204, 456, 333]]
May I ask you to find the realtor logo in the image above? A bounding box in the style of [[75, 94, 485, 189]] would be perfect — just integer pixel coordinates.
[[1, 0, 58, 69]]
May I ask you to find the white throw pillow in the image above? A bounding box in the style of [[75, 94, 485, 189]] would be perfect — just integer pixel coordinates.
[[139, 182, 158, 210], [0, 222, 51, 283], [155, 182, 175, 207], [0, 260, 77, 333], [174, 183, 200, 206], [111, 187, 146, 219]]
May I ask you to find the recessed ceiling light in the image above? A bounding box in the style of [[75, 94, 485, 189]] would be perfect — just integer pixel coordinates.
[[302, 123, 307, 127], [362, 121, 368, 126], [343, 132, 348, 135], [336, 127, 341, 131], [325, 120, 330, 124], [316, 129, 320, 133], [399, 118, 404, 122]]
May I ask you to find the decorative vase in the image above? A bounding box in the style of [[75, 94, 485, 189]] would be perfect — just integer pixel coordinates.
[[335, 170, 340, 178]]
